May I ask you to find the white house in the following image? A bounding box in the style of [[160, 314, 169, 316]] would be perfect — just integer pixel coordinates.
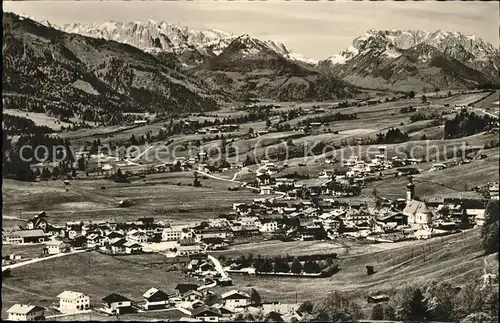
[[221, 290, 251, 311], [6, 304, 45, 321], [102, 293, 133, 315], [260, 186, 273, 195], [57, 291, 91, 313], [258, 219, 278, 233], [126, 229, 148, 244], [45, 240, 70, 254], [162, 225, 188, 241], [86, 233, 105, 249], [142, 287, 170, 311]]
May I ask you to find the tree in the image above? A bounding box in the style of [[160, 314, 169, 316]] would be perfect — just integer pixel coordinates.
[[313, 291, 363, 322], [421, 95, 427, 103], [291, 259, 303, 275], [408, 91, 416, 99], [250, 288, 262, 306], [461, 312, 495, 323], [371, 304, 384, 320], [266, 119, 272, 128], [383, 304, 396, 320], [447, 90, 452, 97], [424, 281, 456, 321], [481, 200, 500, 254], [394, 287, 429, 321], [298, 300, 314, 314]]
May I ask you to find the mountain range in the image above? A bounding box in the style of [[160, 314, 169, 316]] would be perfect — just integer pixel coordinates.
[[319, 29, 499, 91], [3, 13, 499, 124], [2, 13, 222, 124], [40, 17, 500, 92]]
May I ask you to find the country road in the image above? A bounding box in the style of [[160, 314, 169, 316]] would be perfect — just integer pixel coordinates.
[[2, 249, 86, 271]]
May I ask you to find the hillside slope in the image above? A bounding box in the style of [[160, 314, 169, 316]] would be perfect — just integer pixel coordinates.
[[2, 13, 219, 125], [195, 35, 358, 101]]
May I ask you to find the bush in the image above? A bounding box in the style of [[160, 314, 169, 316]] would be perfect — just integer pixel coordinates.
[[371, 304, 384, 320]]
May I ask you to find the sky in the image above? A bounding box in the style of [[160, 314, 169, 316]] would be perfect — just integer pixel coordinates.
[[4, 0, 499, 60]]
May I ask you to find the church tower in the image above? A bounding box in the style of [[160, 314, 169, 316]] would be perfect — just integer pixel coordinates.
[[406, 176, 415, 201]]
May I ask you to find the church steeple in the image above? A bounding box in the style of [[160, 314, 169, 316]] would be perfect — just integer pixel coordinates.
[[406, 175, 415, 201]]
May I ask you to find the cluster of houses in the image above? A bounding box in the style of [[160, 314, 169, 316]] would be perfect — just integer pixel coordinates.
[[196, 124, 240, 135], [6, 285, 302, 322], [3, 171, 491, 269]]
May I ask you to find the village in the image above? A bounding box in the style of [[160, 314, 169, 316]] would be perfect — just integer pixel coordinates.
[[3, 141, 498, 321]]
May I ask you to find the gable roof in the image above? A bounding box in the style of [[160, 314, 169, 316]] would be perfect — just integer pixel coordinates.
[[6, 304, 45, 314], [107, 232, 124, 239], [221, 290, 250, 300], [57, 291, 86, 300], [143, 287, 169, 300], [175, 283, 199, 293], [102, 293, 131, 304], [4, 229, 47, 237], [403, 200, 431, 215], [192, 306, 222, 317]]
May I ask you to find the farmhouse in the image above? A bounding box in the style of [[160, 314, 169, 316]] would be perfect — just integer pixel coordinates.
[[101, 293, 133, 315], [126, 229, 148, 244], [44, 240, 70, 254], [109, 238, 127, 254], [191, 306, 222, 322], [142, 287, 170, 310], [3, 229, 49, 244], [194, 227, 231, 242], [66, 221, 83, 239], [86, 233, 105, 249], [124, 241, 143, 254], [175, 283, 200, 295], [6, 304, 45, 321], [57, 291, 91, 313], [177, 238, 202, 256], [221, 290, 251, 311], [26, 212, 48, 231]]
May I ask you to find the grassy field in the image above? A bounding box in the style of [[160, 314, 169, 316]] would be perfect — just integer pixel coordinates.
[[2, 173, 259, 226], [219, 229, 497, 305], [1, 251, 188, 319], [3, 110, 73, 131], [364, 150, 499, 199], [2, 243, 44, 260], [3, 229, 496, 319]]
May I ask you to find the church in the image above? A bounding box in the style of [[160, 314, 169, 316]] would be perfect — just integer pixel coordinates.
[[402, 176, 433, 226]]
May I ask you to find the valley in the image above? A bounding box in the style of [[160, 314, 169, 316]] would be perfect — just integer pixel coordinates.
[[2, 8, 499, 323]]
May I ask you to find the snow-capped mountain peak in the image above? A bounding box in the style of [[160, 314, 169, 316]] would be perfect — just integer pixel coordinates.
[[31, 17, 316, 65], [323, 29, 499, 79]]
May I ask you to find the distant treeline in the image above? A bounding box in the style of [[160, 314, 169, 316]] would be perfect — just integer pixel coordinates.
[[444, 111, 497, 139], [3, 115, 54, 136]]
